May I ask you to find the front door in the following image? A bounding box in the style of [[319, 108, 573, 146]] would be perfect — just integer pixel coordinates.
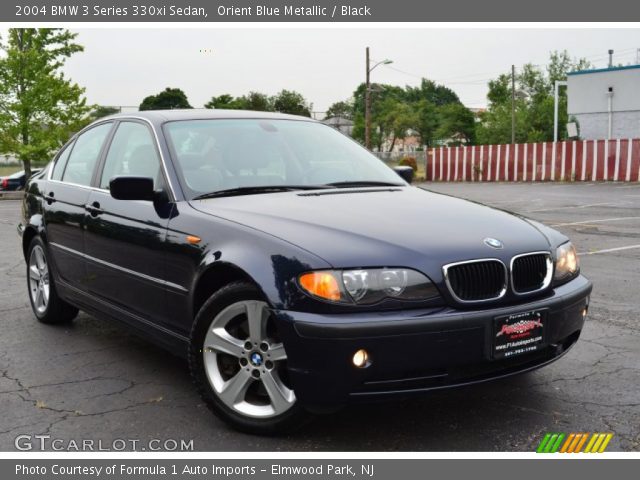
[[84, 120, 175, 328]]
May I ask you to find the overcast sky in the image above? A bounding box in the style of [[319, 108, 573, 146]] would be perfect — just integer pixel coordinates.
[[55, 28, 640, 114]]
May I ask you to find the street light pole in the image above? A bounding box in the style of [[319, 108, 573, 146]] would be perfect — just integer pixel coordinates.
[[364, 48, 392, 151], [511, 65, 516, 145], [553, 80, 567, 142], [365, 47, 371, 150]]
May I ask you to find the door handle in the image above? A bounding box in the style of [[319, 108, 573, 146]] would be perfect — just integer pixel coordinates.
[[84, 201, 104, 216], [44, 192, 56, 204]]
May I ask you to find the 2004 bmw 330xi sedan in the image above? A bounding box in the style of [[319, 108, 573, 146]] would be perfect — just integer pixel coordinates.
[[19, 110, 592, 434]]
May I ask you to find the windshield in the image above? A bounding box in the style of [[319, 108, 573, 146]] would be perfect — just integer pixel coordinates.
[[163, 119, 404, 198]]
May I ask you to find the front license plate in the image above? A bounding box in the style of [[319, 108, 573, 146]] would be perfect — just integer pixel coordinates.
[[493, 310, 545, 359]]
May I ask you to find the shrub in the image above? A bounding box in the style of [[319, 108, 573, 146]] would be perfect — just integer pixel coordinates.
[[398, 156, 418, 172]]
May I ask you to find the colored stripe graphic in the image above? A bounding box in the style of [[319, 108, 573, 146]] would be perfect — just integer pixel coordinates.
[[584, 434, 598, 453], [537, 433, 613, 453], [559, 433, 575, 453], [574, 433, 589, 453], [598, 434, 614, 453], [567, 433, 583, 453], [536, 433, 552, 453], [550, 433, 565, 453]]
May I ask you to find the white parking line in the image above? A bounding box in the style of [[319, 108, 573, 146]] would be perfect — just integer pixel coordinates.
[[525, 202, 618, 213], [551, 216, 640, 227], [486, 198, 534, 205], [580, 244, 640, 255]]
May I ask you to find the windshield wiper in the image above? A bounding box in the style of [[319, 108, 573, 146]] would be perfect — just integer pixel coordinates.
[[192, 185, 331, 200], [325, 180, 405, 188]]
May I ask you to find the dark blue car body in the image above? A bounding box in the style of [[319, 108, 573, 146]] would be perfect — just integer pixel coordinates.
[[18, 110, 591, 418]]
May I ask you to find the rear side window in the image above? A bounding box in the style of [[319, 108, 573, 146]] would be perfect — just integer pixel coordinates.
[[99, 122, 162, 189], [51, 141, 75, 181], [61, 123, 113, 186]]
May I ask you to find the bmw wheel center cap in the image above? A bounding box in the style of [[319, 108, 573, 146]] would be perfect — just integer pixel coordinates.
[[250, 352, 264, 367]]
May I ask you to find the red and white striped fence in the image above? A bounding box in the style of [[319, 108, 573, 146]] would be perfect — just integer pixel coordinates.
[[427, 139, 640, 182]]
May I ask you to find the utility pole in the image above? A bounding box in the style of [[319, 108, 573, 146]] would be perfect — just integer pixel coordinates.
[[553, 80, 568, 142], [511, 64, 516, 145], [364, 48, 392, 151], [365, 47, 371, 150]]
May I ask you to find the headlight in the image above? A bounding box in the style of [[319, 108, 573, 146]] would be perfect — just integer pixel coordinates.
[[298, 268, 439, 304], [554, 242, 579, 283]]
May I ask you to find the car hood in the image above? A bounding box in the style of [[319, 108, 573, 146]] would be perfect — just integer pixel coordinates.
[[190, 186, 556, 281]]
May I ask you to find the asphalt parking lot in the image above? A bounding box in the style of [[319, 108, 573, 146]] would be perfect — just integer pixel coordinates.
[[1, 182, 639, 451]]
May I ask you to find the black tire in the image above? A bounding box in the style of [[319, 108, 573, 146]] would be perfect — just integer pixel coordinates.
[[26, 236, 79, 324], [189, 281, 312, 434]]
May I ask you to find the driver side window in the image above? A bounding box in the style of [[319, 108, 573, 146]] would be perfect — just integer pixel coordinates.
[[100, 122, 162, 190]]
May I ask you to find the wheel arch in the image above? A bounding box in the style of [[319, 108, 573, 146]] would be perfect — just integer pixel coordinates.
[[21, 214, 46, 260], [191, 261, 268, 319]]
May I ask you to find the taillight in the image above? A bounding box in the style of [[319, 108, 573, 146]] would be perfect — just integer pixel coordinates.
[[1, 178, 7, 189]]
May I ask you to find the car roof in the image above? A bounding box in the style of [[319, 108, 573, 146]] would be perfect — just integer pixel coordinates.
[[100, 109, 319, 124]]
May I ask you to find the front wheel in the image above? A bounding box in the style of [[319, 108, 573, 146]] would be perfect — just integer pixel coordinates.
[[188, 282, 311, 434], [26, 237, 78, 324]]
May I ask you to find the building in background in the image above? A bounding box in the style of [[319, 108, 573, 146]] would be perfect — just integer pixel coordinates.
[[567, 64, 640, 140]]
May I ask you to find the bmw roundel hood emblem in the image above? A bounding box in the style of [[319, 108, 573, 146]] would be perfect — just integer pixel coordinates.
[[484, 237, 504, 249]]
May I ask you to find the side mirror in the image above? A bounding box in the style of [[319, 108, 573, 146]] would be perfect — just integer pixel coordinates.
[[109, 176, 155, 201], [393, 166, 414, 184]]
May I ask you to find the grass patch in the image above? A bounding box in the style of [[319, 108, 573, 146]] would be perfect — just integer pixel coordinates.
[[0, 164, 48, 177], [0, 165, 22, 177]]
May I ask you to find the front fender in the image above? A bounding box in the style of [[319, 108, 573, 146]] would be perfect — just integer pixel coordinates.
[[192, 232, 332, 311], [165, 204, 332, 318]]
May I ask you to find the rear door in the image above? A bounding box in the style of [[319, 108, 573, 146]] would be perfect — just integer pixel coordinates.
[[84, 120, 176, 328], [44, 122, 114, 289]]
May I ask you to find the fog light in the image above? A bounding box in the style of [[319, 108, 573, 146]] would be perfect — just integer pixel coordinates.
[[352, 349, 370, 368], [582, 306, 588, 319]]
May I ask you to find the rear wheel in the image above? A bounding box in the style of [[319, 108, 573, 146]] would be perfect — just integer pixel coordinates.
[[189, 282, 311, 434], [27, 237, 78, 324]]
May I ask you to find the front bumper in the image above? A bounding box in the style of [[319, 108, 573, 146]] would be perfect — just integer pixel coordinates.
[[273, 275, 592, 410]]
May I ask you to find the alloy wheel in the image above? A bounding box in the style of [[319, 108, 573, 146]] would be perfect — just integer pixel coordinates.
[[28, 245, 50, 315], [202, 300, 296, 418]]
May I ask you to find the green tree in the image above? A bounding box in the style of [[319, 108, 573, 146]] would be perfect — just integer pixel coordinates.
[[91, 105, 120, 119], [351, 82, 405, 149], [414, 99, 439, 147], [204, 93, 246, 110], [272, 89, 312, 117], [0, 28, 91, 179], [404, 78, 460, 106], [139, 87, 192, 111], [205, 94, 232, 109], [325, 100, 354, 119], [477, 50, 592, 144], [237, 91, 274, 112], [382, 100, 418, 151], [435, 103, 476, 145], [349, 79, 466, 150]]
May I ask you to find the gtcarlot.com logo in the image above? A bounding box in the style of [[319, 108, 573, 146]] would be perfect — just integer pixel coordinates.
[[14, 435, 194, 452], [536, 432, 613, 453]]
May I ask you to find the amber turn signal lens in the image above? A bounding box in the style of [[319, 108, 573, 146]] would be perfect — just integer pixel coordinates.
[[299, 271, 342, 301]]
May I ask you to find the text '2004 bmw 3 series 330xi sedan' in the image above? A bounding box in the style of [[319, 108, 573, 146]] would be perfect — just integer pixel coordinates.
[[18, 110, 592, 434]]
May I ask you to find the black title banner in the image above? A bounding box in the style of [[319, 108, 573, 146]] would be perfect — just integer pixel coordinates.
[[5, 0, 640, 22]]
